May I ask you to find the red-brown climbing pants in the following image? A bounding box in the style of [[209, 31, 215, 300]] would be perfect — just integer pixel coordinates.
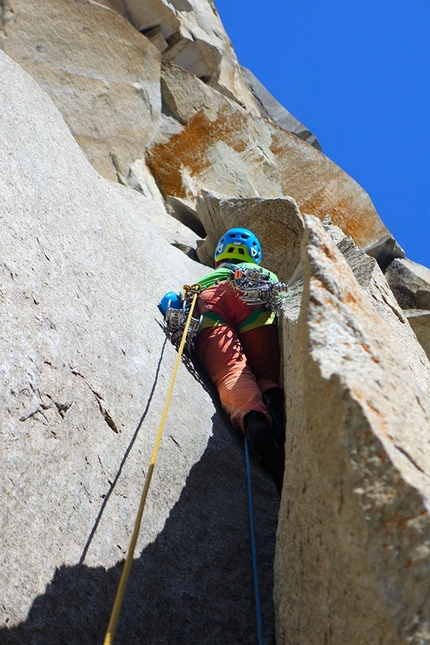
[[195, 282, 280, 431]]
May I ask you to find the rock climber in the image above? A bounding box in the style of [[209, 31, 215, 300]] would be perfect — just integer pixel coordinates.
[[162, 228, 285, 490]]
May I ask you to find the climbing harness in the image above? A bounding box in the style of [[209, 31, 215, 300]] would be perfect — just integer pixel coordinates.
[[103, 288, 199, 645], [163, 284, 202, 349], [229, 266, 288, 312], [244, 437, 264, 645]]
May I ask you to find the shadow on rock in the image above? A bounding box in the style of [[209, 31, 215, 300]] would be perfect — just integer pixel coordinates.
[[1, 413, 279, 645]]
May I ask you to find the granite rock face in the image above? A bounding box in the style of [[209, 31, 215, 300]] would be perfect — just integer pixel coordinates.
[[275, 216, 430, 645], [2, 1, 430, 644], [0, 0, 392, 260], [385, 257, 430, 310], [384, 258, 430, 360], [0, 50, 279, 644], [115, 0, 261, 113], [147, 62, 391, 253], [0, 0, 318, 195], [405, 310, 430, 361], [0, 0, 162, 182]]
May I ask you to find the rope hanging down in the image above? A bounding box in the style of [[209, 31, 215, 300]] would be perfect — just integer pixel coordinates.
[[103, 287, 200, 645]]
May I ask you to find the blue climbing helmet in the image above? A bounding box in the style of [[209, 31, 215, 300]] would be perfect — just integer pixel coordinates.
[[214, 228, 262, 266]]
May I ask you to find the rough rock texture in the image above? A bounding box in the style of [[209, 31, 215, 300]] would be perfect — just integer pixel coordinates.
[[0, 0, 395, 263], [126, 158, 167, 209], [167, 195, 207, 238], [405, 310, 430, 361], [109, 180, 202, 252], [146, 64, 391, 253], [119, 0, 261, 113], [0, 0, 162, 182], [0, 50, 279, 644], [195, 191, 305, 283], [365, 233, 405, 272], [241, 66, 321, 150], [0, 0, 398, 272], [160, 58, 220, 124], [0, 0, 320, 200], [386, 258, 430, 310], [2, 1, 430, 643], [275, 216, 430, 645]]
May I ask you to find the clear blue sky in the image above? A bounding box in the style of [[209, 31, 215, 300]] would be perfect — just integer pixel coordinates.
[[215, 0, 430, 267]]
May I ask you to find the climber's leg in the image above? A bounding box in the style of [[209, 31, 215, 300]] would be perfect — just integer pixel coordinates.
[[239, 324, 281, 394], [195, 325, 270, 431], [240, 324, 286, 448]]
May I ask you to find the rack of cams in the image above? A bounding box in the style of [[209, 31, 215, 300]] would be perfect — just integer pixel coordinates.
[[163, 271, 288, 347], [229, 266, 288, 313], [163, 286, 202, 349]]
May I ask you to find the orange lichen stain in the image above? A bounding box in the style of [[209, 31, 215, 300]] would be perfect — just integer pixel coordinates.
[[269, 128, 298, 157], [342, 289, 374, 316], [148, 103, 392, 250], [301, 183, 388, 249], [381, 510, 415, 535], [359, 342, 380, 364], [146, 105, 252, 199], [406, 558, 413, 568]]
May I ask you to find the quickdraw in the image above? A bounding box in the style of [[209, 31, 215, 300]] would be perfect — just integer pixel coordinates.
[[163, 284, 202, 348], [229, 267, 288, 312]]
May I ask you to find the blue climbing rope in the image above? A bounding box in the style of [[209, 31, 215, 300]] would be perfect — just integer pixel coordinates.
[[244, 437, 264, 645]]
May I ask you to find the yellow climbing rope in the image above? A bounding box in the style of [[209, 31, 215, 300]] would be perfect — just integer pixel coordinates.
[[103, 287, 200, 645]]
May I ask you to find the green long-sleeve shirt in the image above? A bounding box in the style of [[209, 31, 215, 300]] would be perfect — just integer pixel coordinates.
[[195, 262, 279, 333]]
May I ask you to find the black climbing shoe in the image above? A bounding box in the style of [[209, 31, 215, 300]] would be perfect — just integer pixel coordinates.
[[263, 387, 284, 410], [244, 410, 285, 493], [263, 387, 286, 448], [267, 451, 284, 494]]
